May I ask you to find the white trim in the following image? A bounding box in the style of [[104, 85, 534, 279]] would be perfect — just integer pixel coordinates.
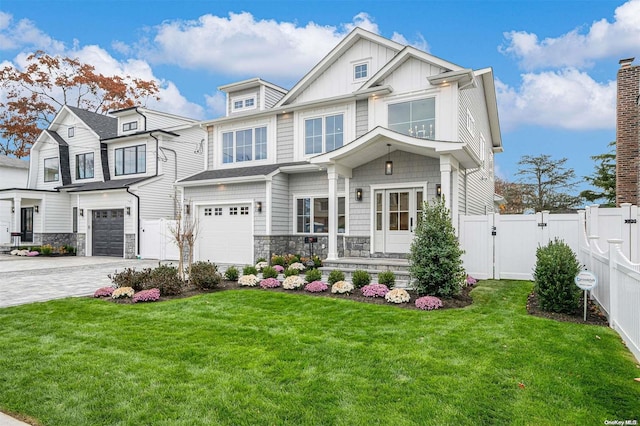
[[352, 57, 372, 83], [290, 192, 346, 236], [215, 116, 276, 169], [231, 94, 258, 113], [294, 103, 355, 162]]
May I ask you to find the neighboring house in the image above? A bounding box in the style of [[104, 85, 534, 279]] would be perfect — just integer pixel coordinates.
[[0, 105, 206, 257], [0, 155, 29, 244], [616, 57, 640, 206], [176, 28, 502, 265]]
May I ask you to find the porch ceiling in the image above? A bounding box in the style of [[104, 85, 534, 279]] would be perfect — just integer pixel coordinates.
[[310, 126, 480, 170]]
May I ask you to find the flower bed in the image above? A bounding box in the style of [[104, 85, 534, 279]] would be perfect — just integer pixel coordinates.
[[112, 287, 135, 299], [305, 281, 328, 293], [385, 288, 410, 304], [415, 296, 443, 310], [239, 274, 259, 287], [260, 278, 281, 289], [93, 287, 114, 298], [331, 281, 354, 294], [282, 276, 305, 290], [360, 284, 389, 298], [132, 288, 161, 303]]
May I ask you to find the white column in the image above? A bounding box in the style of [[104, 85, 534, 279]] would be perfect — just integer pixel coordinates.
[[327, 166, 338, 260], [12, 197, 21, 234], [439, 156, 452, 211]]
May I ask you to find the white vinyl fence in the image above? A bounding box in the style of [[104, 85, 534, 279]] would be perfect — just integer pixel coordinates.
[[140, 218, 180, 261], [460, 203, 640, 362]]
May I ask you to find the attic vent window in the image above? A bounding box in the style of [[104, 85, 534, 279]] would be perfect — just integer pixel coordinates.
[[68, 127, 75, 138], [122, 121, 138, 132], [354, 63, 368, 80]]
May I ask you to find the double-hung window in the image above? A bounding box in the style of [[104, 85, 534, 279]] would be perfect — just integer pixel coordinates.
[[388, 98, 435, 139], [222, 127, 267, 164], [115, 145, 146, 175], [44, 157, 59, 182], [296, 196, 345, 234], [76, 152, 94, 179], [304, 114, 343, 155]]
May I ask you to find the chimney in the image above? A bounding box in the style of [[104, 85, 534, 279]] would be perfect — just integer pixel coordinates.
[[616, 57, 640, 206]]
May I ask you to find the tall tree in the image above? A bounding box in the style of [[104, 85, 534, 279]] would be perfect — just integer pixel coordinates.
[[0, 51, 160, 157], [516, 154, 582, 212], [580, 141, 616, 207]]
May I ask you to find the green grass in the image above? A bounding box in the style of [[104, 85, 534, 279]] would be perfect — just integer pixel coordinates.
[[0, 280, 638, 425]]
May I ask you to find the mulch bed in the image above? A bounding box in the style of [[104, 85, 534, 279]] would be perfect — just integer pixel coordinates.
[[104, 280, 475, 311], [526, 291, 609, 326]]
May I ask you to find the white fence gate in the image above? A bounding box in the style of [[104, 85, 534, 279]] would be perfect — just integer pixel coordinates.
[[140, 218, 180, 261]]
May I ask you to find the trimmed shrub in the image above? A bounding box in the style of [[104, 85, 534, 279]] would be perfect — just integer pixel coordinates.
[[283, 276, 305, 290], [189, 261, 221, 290], [352, 269, 371, 289], [533, 238, 581, 314], [328, 269, 345, 285], [243, 265, 258, 276], [361, 284, 389, 298], [283, 267, 299, 277], [377, 270, 396, 288], [94, 287, 114, 298], [259, 278, 281, 289], [331, 281, 354, 294], [262, 266, 279, 279], [224, 266, 239, 281], [305, 281, 328, 293], [147, 264, 183, 296], [415, 296, 443, 311], [305, 269, 322, 283], [132, 288, 160, 303], [409, 198, 465, 297], [108, 267, 153, 291], [385, 288, 410, 304]]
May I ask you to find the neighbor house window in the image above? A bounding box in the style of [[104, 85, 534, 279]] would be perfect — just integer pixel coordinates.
[[354, 63, 368, 80], [222, 126, 267, 164], [296, 196, 345, 233], [68, 127, 75, 138], [115, 144, 146, 175], [76, 152, 94, 179], [304, 114, 343, 155], [122, 121, 138, 132], [44, 157, 59, 182], [388, 98, 435, 139]]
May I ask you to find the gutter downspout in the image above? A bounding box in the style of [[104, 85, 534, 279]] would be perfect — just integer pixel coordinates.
[[159, 146, 178, 217], [134, 107, 148, 132]]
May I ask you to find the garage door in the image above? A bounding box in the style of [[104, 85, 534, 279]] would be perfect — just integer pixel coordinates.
[[198, 204, 252, 264], [92, 209, 124, 257]]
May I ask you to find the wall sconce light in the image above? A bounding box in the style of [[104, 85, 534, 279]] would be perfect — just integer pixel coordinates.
[[185, 204, 190, 215], [11, 207, 15, 213], [79, 209, 84, 217], [355, 188, 363, 202], [256, 201, 262, 213], [385, 144, 393, 175], [436, 184, 442, 198], [126, 207, 131, 216], [34, 205, 39, 213]]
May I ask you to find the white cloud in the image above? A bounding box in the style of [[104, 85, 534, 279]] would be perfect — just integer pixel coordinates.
[[0, 12, 65, 52], [204, 91, 227, 118], [501, 0, 640, 70], [496, 68, 616, 131]]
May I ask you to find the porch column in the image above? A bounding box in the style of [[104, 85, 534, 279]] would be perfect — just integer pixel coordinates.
[[12, 197, 21, 234], [327, 166, 338, 260], [439, 156, 452, 211]]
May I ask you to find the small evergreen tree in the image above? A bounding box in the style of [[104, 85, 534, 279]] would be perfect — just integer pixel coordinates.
[[533, 238, 581, 313], [409, 198, 465, 297]]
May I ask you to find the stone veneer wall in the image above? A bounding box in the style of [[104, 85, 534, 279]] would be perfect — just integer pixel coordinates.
[[125, 234, 136, 259], [616, 58, 640, 206], [254, 235, 345, 262], [342, 236, 408, 259], [77, 234, 86, 256], [33, 233, 75, 249]]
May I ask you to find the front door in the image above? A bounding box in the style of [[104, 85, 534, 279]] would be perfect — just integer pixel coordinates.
[[374, 188, 423, 253], [20, 207, 33, 243]]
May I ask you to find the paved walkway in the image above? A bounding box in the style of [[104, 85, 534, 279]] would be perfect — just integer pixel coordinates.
[[0, 255, 168, 308]]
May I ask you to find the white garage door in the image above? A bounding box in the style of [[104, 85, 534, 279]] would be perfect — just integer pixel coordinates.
[[198, 204, 253, 265]]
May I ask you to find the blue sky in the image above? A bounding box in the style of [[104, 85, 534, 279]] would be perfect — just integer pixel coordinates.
[[1, 0, 639, 194]]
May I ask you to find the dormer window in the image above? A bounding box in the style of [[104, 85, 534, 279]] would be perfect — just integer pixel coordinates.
[[122, 121, 138, 132], [231, 95, 257, 113], [68, 127, 75, 138]]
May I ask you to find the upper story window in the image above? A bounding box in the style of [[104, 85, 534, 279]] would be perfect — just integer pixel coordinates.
[[354, 63, 368, 80], [231, 95, 257, 113], [222, 126, 267, 164], [305, 114, 343, 155], [466, 109, 476, 137], [122, 121, 138, 132], [76, 152, 94, 180], [68, 127, 75, 138], [479, 133, 486, 165], [44, 157, 59, 182], [115, 144, 146, 175], [388, 98, 435, 139]]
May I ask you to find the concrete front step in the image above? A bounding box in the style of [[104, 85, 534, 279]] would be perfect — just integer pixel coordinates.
[[319, 257, 412, 288]]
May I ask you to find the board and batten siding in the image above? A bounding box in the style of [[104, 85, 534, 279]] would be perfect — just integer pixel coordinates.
[[458, 77, 494, 214], [355, 99, 369, 138], [276, 113, 294, 163], [270, 172, 290, 234], [293, 38, 399, 105], [379, 57, 446, 94], [349, 152, 440, 236], [185, 182, 267, 235]]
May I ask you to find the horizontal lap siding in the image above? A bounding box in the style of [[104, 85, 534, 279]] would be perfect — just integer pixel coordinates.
[[271, 173, 290, 234], [355, 99, 369, 138], [185, 182, 267, 235], [77, 191, 136, 234], [264, 87, 286, 109], [41, 193, 72, 233], [277, 113, 294, 163]]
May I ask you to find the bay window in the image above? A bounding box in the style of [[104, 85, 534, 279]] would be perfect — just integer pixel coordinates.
[[296, 196, 345, 234], [388, 98, 435, 139], [222, 126, 267, 164]]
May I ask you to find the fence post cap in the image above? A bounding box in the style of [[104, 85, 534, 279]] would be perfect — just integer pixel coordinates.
[[620, 203, 632, 207], [607, 238, 624, 244]]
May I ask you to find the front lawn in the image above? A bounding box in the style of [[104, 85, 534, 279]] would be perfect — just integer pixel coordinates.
[[0, 280, 638, 425]]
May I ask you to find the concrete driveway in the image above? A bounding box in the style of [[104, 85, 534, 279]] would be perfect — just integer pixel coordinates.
[[0, 255, 170, 308]]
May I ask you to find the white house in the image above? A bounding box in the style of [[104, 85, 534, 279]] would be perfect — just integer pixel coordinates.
[[0, 105, 206, 257], [176, 28, 502, 265], [0, 155, 29, 244]]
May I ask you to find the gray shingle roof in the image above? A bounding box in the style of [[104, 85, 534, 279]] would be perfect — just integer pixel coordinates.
[[45, 130, 67, 146], [179, 162, 308, 183], [66, 105, 117, 139], [57, 176, 151, 192], [0, 155, 29, 169]]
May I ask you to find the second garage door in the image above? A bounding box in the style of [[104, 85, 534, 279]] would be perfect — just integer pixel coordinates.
[[198, 204, 253, 265], [92, 209, 125, 257]]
